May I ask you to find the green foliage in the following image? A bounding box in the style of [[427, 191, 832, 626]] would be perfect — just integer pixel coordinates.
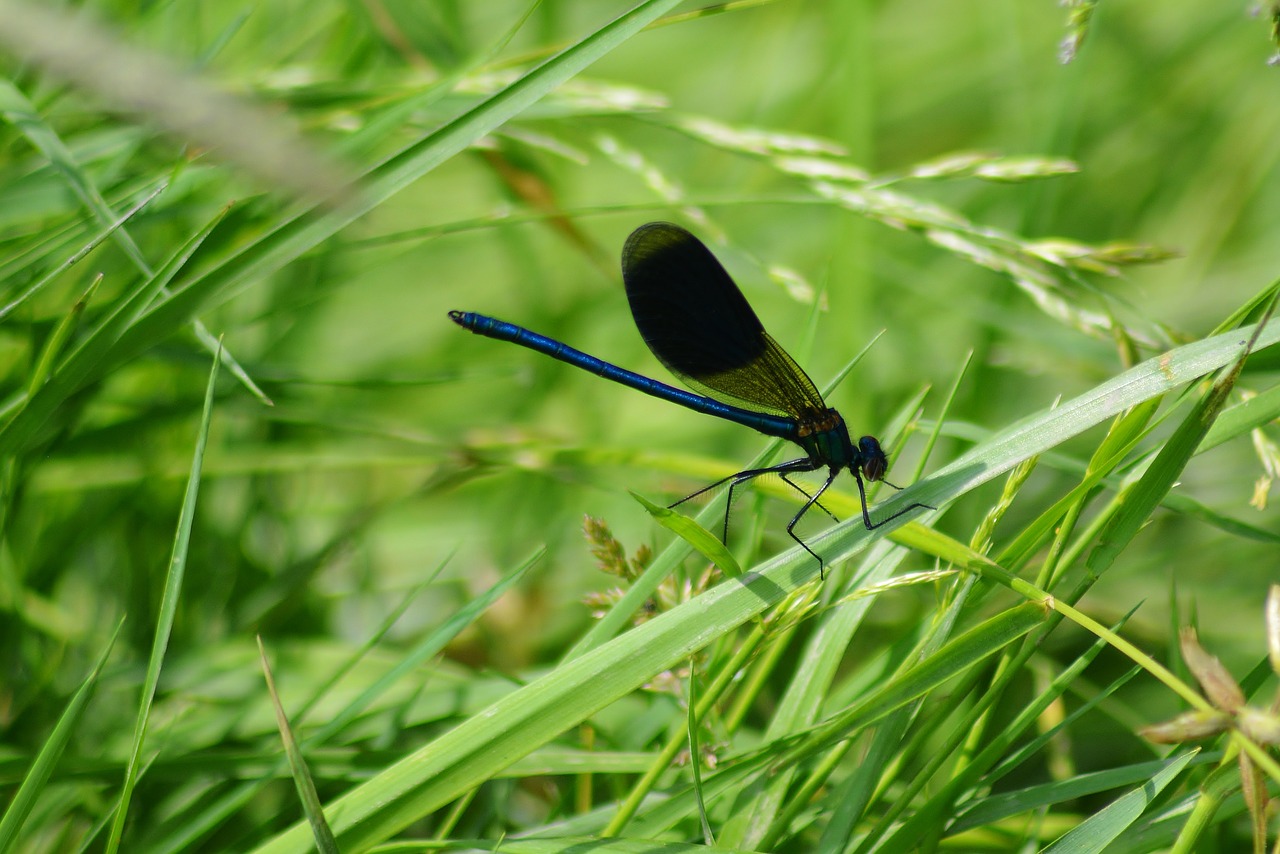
[[0, 1, 1278, 851]]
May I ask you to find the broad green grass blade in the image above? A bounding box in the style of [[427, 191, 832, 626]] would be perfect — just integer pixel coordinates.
[[255, 568, 819, 850], [633, 491, 743, 578], [257, 552, 1028, 851], [105, 344, 221, 853], [0, 620, 122, 852], [1040, 750, 1199, 853]]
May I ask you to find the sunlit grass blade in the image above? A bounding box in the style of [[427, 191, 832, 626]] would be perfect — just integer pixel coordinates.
[[257, 531, 995, 850], [632, 492, 743, 579]]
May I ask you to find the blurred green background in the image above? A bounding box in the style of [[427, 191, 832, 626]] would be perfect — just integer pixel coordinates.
[[237, 0, 1276, 646], [2, 0, 1278, 848]]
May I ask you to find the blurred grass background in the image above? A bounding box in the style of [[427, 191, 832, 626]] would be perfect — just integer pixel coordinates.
[[1, 0, 1278, 850]]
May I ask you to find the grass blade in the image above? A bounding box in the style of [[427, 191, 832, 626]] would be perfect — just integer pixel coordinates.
[[258, 637, 339, 854], [105, 343, 222, 852], [1041, 750, 1198, 853]]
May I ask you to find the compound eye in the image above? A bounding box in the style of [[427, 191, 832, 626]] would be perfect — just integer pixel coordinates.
[[858, 436, 887, 481]]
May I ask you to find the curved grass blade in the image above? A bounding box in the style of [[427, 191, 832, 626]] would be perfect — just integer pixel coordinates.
[[1040, 750, 1198, 853], [633, 491, 743, 578]]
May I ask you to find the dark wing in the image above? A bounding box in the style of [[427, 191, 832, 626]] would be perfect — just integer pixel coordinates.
[[621, 222, 827, 420]]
